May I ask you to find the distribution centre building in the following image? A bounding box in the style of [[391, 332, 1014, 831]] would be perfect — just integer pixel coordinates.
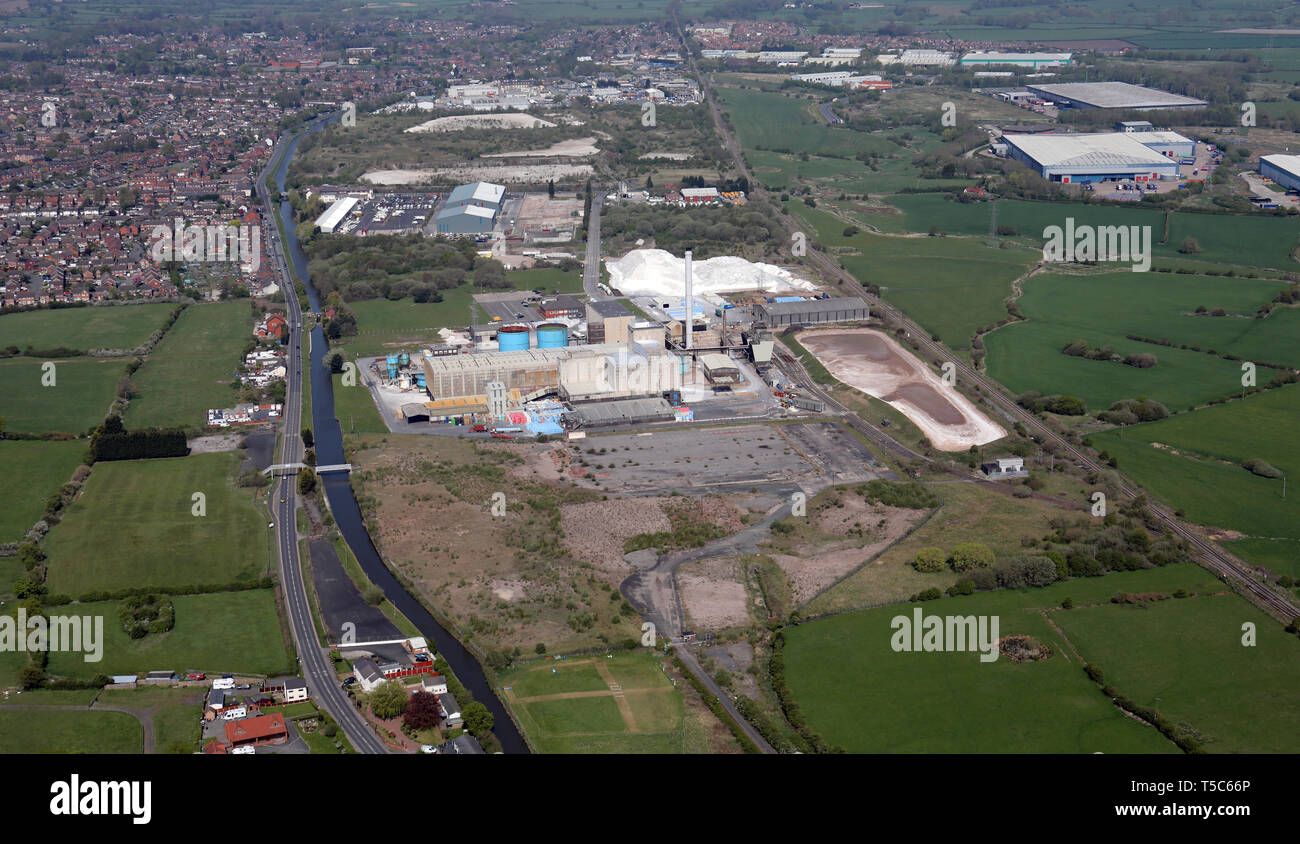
[[314, 196, 359, 234], [1259, 154, 1300, 192], [1001, 131, 1187, 183], [435, 181, 506, 234], [1025, 82, 1206, 111]]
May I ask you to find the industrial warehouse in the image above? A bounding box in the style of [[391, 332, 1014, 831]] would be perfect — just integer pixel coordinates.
[[349, 251, 870, 434], [1000, 130, 1194, 184], [1259, 154, 1300, 193], [1024, 81, 1206, 111]]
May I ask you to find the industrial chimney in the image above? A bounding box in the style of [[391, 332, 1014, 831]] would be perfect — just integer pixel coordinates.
[[683, 249, 693, 351]]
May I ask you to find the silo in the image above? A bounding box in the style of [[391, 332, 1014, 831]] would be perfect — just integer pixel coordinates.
[[497, 325, 530, 352], [536, 322, 569, 349]]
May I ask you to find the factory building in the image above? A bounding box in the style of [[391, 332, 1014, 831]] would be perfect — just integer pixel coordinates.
[[1001, 131, 1186, 183], [755, 297, 870, 328], [586, 299, 634, 344], [699, 353, 741, 385], [960, 51, 1072, 69], [436, 181, 505, 234], [420, 339, 680, 405], [1259, 154, 1300, 192], [1025, 82, 1206, 112], [314, 196, 359, 234]]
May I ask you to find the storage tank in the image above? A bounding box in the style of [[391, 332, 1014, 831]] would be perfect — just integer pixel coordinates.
[[536, 322, 569, 349], [398, 352, 411, 368], [497, 325, 530, 352]]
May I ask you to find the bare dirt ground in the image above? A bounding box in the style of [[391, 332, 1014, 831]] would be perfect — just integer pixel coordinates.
[[678, 557, 751, 630], [187, 432, 245, 453], [484, 137, 599, 158], [405, 113, 557, 133], [560, 499, 672, 571], [362, 163, 593, 185], [799, 328, 1006, 450], [516, 194, 585, 228]]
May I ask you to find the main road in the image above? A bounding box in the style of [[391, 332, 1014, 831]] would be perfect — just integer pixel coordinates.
[[257, 126, 390, 755]]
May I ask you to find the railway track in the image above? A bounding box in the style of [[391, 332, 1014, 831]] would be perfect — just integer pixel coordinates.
[[674, 14, 1298, 624]]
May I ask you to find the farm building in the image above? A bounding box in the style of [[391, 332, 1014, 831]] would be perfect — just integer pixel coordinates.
[[436, 181, 505, 234], [1259, 154, 1300, 192], [1025, 82, 1206, 111], [755, 296, 869, 328], [960, 51, 1072, 69], [1000, 132, 1184, 183]]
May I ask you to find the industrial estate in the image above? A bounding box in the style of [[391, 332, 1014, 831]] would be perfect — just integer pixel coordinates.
[[0, 1, 1297, 811]]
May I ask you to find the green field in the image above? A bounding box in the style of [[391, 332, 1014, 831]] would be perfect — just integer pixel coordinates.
[[332, 369, 389, 435], [502, 653, 687, 753], [1092, 385, 1300, 574], [1056, 594, 1300, 753], [44, 452, 269, 595], [0, 356, 122, 434], [717, 86, 903, 162], [786, 565, 1225, 753], [0, 440, 86, 543], [985, 270, 1293, 411], [0, 303, 174, 352], [0, 709, 143, 753], [98, 685, 204, 753], [44, 590, 291, 678], [125, 301, 252, 429], [888, 194, 1300, 271]]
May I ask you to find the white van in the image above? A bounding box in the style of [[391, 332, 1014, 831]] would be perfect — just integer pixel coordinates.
[[212, 678, 235, 690]]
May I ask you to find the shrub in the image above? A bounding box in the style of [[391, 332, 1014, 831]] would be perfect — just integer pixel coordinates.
[[948, 542, 994, 572], [911, 547, 947, 573]]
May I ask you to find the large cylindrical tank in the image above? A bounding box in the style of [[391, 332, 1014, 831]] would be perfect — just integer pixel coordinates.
[[497, 325, 530, 352], [536, 322, 569, 349]]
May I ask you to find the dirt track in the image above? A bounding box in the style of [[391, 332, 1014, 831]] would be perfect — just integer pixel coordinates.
[[799, 328, 1006, 451]]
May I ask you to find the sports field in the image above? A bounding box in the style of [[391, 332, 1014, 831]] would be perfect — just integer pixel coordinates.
[[44, 589, 292, 678], [44, 452, 269, 595], [1055, 593, 1300, 753], [0, 356, 122, 434], [125, 300, 251, 429], [985, 270, 1292, 411], [501, 652, 688, 753], [0, 303, 174, 352], [1092, 385, 1300, 575], [785, 564, 1222, 753], [0, 709, 143, 753], [0, 439, 86, 543]]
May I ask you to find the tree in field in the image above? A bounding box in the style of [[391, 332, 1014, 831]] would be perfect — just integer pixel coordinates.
[[403, 691, 441, 730], [328, 352, 344, 373], [1178, 237, 1201, 254], [462, 701, 494, 737], [300, 428, 313, 448], [370, 680, 408, 720], [949, 542, 995, 573]]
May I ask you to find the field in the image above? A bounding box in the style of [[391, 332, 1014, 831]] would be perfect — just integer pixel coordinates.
[[44, 452, 269, 595], [1054, 593, 1300, 753], [0, 356, 122, 434], [888, 194, 1300, 271], [97, 685, 206, 753], [785, 564, 1222, 753], [0, 303, 173, 351], [1092, 384, 1300, 575], [717, 86, 901, 161], [805, 481, 1084, 614], [44, 590, 291, 678], [125, 301, 252, 429], [0, 709, 143, 753], [985, 270, 1293, 411], [0, 439, 86, 543], [501, 652, 688, 753]]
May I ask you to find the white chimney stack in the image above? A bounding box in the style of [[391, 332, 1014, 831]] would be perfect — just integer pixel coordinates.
[[684, 249, 693, 351]]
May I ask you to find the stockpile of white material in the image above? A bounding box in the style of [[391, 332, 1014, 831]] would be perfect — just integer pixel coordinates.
[[605, 249, 818, 297]]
